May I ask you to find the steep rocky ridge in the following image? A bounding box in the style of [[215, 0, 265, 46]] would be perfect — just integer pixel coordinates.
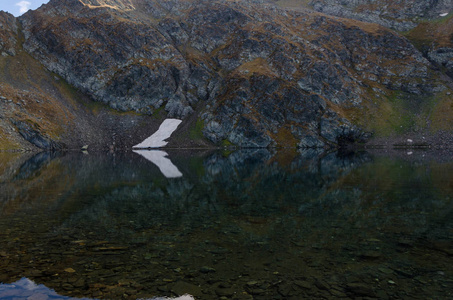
[[5, 0, 448, 149], [275, 0, 453, 31], [272, 1, 453, 81], [0, 49, 176, 151], [400, 13, 453, 134], [0, 8, 204, 151], [406, 13, 453, 77], [270, 1, 453, 134], [0, 12, 17, 56], [79, 0, 136, 10]]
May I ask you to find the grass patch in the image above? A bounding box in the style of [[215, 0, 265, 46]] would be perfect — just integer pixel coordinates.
[[152, 106, 165, 118], [54, 73, 142, 117], [394, 114, 415, 134], [0, 134, 21, 150], [405, 14, 453, 50], [349, 89, 444, 137], [271, 126, 298, 148], [428, 90, 453, 132], [53, 74, 84, 104], [221, 139, 233, 147], [189, 118, 205, 140], [233, 58, 277, 79]]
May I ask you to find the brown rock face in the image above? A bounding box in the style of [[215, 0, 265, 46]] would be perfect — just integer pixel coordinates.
[[79, 0, 136, 10], [0, 0, 450, 148], [0, 11, 17, 56], [303, 0, 453, 31]]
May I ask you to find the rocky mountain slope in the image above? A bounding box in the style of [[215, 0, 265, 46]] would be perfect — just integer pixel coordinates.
[[0, 12, 17, 56], [406, 13, 453, 81], [278, 0, 453, 31], [275, 0, 453, 83], [0, 0, 452, 150], [274, 0, 453, 133], [0, 9, 183, 151]]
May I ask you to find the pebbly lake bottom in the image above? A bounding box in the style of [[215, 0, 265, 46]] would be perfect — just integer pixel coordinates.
[[0, 149, 452, 300]]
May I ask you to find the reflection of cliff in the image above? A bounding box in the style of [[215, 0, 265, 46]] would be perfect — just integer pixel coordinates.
[[0, 150, 186, 223], [57, 147, 452, 243], [56, 149, 371, 242], [2, 149, 451, 243], [0, 278, 194, 300], [331, 158, 453, 237], [200, 149, 370, 213], [0, 278, 91, 300], [1, 150, 452, 300], [0, 152, 70, 215]]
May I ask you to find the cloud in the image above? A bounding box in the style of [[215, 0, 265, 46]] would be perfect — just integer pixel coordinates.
[[16, 1, 31, 14]]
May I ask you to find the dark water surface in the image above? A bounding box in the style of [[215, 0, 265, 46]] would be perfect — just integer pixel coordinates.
[[0, 149, 452, 299]]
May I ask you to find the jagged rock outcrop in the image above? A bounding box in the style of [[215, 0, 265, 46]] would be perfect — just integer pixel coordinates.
[[79, 0, 136, 10], [429, 48, 453, 77], [301, 0, 453, 85], [11, 0, 447, 148], [13, 119, 64, 150], [306, 0, 453, 31], [0, 11, 17, 56], [405, 14, 453, 80]]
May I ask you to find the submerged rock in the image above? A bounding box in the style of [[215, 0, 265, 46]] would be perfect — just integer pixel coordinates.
[[171, 281, 203, 297]]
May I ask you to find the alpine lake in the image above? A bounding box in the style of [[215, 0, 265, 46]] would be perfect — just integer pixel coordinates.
[[0, 148, 452, 300]]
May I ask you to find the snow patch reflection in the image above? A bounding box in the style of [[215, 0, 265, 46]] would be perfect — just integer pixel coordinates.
[[0, 278, 194, 300], [133, 150, 183, 178]]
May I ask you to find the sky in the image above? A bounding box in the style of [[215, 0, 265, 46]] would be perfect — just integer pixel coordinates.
[[0, 0, 49, 17]]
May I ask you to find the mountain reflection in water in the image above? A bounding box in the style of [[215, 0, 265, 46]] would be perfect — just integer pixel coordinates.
[[0, 149, 452, 299], [0, 278, 194, 299], [0, 277, 92, 300]]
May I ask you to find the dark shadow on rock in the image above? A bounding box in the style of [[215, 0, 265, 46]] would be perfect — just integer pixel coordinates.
[[13, 120, 66, 150]]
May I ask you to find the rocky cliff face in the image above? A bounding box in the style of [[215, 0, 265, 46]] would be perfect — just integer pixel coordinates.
[[303, 0, 453, 31], [5, 0, 446, 149], [277, 0, 453, 82], [0, 6, 187, 151], [406, 13, 453, 81], [0, 12, 17, 56], [277, 0, 453, 108]]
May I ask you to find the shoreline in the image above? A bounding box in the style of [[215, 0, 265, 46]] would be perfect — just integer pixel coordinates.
[[4, 130, 453, 153]]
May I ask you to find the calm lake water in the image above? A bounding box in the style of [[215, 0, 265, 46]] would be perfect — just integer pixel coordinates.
[[0, 149, 452, 299]]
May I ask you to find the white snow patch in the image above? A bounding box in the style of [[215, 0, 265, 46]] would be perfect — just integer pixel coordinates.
[[133, 150, 183, 178], [133, 119, 182, 149], [440, 12, 449, 17]]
